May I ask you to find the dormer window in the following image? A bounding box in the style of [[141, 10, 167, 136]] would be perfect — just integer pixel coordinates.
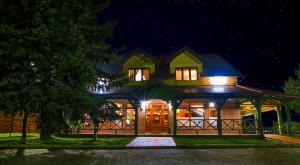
[[175, 67, 198, 81], [128, 68, 149, 81]]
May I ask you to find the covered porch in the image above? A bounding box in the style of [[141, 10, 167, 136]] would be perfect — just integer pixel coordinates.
[[84, 84, 294, 136]]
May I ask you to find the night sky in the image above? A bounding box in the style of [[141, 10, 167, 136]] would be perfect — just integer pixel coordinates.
[[99, 0, 300, 91]]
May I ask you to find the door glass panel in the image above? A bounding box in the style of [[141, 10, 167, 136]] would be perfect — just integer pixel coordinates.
[[153, 109, 160, 127], [146, 109, 150, 127], [146, 103, 169, 132]]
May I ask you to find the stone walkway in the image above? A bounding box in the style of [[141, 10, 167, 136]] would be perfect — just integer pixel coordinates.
[[126, 137, 176, 147], [2, 148, 300, 165], [265, 134, 300, 144]]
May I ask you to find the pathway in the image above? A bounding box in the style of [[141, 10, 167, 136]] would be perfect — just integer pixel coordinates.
[[126, 137, 176, 147], [1, 148, 300, 165], [264, 134, 300, 144]]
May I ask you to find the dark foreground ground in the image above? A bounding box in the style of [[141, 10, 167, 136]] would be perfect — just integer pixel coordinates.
[[0, 148, 299, 165]]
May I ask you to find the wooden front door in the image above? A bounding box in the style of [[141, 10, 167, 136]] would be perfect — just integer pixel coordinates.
[[145, 103, 169, 133]]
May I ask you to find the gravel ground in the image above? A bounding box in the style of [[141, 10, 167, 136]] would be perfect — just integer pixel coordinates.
[[0, 148, 300, 165]]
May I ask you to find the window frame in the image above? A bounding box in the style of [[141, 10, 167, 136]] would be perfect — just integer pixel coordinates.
[[128, 68, 150, 81], [175, 67, 198, 81]]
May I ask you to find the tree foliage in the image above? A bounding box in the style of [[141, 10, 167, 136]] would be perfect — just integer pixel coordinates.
[[284, 64, 300, 113], [90, 99, 121, 141], [0, 0, 128, 141]]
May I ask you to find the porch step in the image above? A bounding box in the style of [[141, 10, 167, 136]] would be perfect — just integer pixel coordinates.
[[126, 137, 176, 148]]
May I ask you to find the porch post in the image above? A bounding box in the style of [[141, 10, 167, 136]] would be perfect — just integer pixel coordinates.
[[130, 99, 140, 136], [173, 107, 177, 136], [216, 99, 226, 136], [254, 100, 263, 136], [134, 107, 139, 135], [285, 106, 292, 135], [276, 106, 283, 134], [171, 100, 181, 136], [216, 106, 222, 135]]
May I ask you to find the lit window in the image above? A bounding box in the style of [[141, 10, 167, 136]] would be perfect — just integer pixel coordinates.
[[191, 108, 204, 118], [190, 68, 197, 80], [183, 68, 190, 80], [142, 69, 149, 80], [176, 69, 182, 80], [128, 68, 150, 81], [175, 67, 198, 81], [209, 109, 217, 118], [126, 104, 135, 121], [176, 109, 190, 118], [135, 69, 142, 81], [128, 69, 135, 81]]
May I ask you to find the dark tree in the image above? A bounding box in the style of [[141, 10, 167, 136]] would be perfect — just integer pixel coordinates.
[[90, 100, 121, 141], [284, 64, 300, 113], [0, 0, 128, 141]]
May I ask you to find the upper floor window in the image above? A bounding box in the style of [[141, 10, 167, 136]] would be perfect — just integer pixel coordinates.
[[128, 68, 149, 81], [175, 67, 198, 81]]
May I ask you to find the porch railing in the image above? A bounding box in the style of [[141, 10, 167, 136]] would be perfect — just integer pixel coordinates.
[[176, 119, 217, 129], [176, 119, 258, 135], [272, 121, 300, 134], [80, 119, 135, 135]]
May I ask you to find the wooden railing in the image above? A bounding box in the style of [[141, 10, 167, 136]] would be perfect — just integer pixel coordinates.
[[272, 121, 300, 134], [176, 119, 258, 135], [81, 119, 135, 135], [177, 119, 217, 129], [0, 116, 39, 133]]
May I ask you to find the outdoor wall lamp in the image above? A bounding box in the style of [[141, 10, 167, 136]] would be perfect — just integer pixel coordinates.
[[168, 100, 173, 110], [209, 102, 215, 108], [140, 100, 147, 111]]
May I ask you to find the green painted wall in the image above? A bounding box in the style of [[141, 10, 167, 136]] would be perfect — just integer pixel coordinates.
[[161, 78, 205, 86], [123, 53, 155, 73], [161, 51, 204, 86], [123, 50, 237, 86], [123, 53, 155, 86], [170, 52, 203, 74]]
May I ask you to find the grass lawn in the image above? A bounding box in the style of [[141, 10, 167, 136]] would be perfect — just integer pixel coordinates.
[[1, 133, 300, 149], [174, 137, 299, 148], [0, 133, 134, 149]]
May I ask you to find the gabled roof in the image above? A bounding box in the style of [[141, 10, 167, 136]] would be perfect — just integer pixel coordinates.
[[99, 47, 243, 77], [168, 47, 243, 77], [97, 60, 121, 75], [120, 49, 157, 64], [200, 54, 243, 76]]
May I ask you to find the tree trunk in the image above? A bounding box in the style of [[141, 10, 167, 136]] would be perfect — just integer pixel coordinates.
[[21, 111, 29, 144], [40, 128, 52, 140], [93, 126, 98, 142], [40, 110, 52, 141], [9, 111, 15, 137]]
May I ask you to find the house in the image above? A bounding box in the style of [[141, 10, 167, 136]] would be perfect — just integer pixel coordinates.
[[87, 47, 294, 136], [0, 47, 293, 135]]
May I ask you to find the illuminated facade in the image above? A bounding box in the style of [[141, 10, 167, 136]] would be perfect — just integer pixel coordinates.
[[89, 47, 294, 136]]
